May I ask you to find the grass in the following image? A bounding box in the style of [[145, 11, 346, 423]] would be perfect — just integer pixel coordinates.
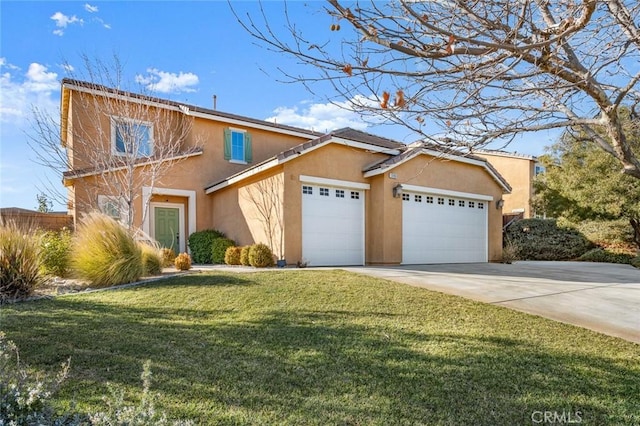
[[1, 270, 638, 425]]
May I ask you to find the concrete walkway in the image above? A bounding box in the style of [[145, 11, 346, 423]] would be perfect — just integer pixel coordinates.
[[346, 261, 640, 344]]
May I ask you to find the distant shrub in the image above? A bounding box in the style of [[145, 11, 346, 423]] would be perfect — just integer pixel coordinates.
[[578, 248, 635, 265], [39, 228, 72, 277], [240, 246, 251, 266], [188, 229, 225, 264], [140, 244, 163, 276], [504, 219, 594, 261], [248, 243, 275, 268], [174, 253, 192, 271], [501, 238, 519, 264], [72, 212, 143, 287], [561, 218, 635, 247], [212, 238, 236, 264], [0, 221, 43, 303], [631, 256, 640, 269], [160, 247, 176, 268], [224, 246, 242, 265]]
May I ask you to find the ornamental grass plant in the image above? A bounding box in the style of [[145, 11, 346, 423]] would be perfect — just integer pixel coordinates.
[[72, 212, 143, 287], [0, 221, 43, 302]]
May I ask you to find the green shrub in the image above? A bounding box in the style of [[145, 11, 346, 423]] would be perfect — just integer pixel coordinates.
[[224, 246, 242, 265], [160, 248, 176, 268], [248, 243, 275, 268], [504, 219, 594, 261], [631, 256, 640, 268], [577, 248, 635, 264], [187, 229, 225, 264], [72, 212, 143, 287], [240, 246, 251, 266], [212, 238, 236, 264], [174, 253, 192, 271], [0, 221, 43, 303], [501, 238, 519, 264], [562, 218, 635, 247], [140, 244, 163, 276], [39, 228, 72, 277]]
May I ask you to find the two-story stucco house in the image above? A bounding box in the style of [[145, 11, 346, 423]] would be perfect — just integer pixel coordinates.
[[61, 79, 511, 266]]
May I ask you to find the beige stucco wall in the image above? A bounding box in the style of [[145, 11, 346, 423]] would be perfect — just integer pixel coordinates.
[[210, 144, 506, 265], [372, 155, 506, 263], [476, 154, 535, 218], [65, 88, 312, 235]]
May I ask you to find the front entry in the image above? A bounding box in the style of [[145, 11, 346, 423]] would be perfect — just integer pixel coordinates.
[[154, 207, 180, 250]]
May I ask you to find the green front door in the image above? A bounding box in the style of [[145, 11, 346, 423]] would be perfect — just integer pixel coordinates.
[[154, 207, 180, 250]]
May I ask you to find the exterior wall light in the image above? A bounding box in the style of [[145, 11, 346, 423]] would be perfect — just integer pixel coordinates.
[[496, 199, 505, 209], [393, 184, 404, 198]]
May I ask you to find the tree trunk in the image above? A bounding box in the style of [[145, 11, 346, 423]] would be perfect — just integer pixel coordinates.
[[630, 218, 640, 252]]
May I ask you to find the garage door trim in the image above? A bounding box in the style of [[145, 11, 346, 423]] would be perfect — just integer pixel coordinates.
[[401, 184, 494, 201], [300, 175, 370, 190]]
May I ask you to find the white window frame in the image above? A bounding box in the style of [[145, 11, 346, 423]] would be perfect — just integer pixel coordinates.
[[97, 195, 129, 225], [229, 128, 247, 164], [111, 116, 154, 158]]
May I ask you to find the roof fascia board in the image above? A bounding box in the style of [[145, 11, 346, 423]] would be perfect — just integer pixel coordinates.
[[62, 81, 318, 140], [331, 136, 401, 154], [363, 148, 511, 193], [205, 158, 281, 194], [63, 150, 203, 184]]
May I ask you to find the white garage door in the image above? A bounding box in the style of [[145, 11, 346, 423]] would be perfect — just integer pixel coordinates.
[[302, 184, 365, 266], [402, 192, 488, 264]]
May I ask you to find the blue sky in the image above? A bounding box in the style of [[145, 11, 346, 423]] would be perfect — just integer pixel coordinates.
[[0, 1, 553, 211]]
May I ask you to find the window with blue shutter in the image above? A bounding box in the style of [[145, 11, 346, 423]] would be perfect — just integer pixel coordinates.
[[224, 128, 252, 163]]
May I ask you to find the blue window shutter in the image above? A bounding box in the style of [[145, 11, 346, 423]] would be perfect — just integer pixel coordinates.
[[244, 132, 252, 163], [223, 128, 231, 160]]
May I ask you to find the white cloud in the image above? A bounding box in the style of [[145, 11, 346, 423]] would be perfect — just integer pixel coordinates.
[[265, 96, 375, 132], [0, 60, 59, 124], [135, 68, 199, 94], [84, 3, 98, 13], [50, 11, 83, 35]]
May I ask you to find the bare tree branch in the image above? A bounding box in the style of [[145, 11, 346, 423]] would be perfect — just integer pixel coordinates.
[[234, 0, 640, 178]]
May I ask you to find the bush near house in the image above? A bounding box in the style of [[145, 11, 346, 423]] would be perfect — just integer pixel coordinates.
[[0, 221, 43, 303], [578, 248, 638, 265], [212, 238, 236, 264], [187, 229, 226, 264], [174, 253, 192, 271], [504, 219, 594, 261], [39, 228, 72, 277], [224, 246, 242, 265], [240, 246, 251, 266], [140, 244, 163, 276], [160, 248, 177, 268], [72, 212, 143, 287], [248, 243, 275, 267]]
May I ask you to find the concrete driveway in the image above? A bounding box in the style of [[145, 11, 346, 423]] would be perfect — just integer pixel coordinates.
[[346, 261, 640, 343]]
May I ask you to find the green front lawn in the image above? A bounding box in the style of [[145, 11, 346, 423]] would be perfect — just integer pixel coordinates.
[[1, 271, 638, 425]]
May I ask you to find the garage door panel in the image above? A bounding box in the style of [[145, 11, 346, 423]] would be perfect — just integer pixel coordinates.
[[302, 184, 364, 266], [402, 191, 488, 264]]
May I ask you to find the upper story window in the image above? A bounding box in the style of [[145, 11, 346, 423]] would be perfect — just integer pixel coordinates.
[[224, 128, 253, 164], [111, 117, 153, 158], [534, 163, 545, 175]]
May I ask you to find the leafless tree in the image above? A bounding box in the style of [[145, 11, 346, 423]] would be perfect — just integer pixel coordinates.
[[235, 0, 640, 178], [28, 55, 201, 230], [242, 175, 285, 260]]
